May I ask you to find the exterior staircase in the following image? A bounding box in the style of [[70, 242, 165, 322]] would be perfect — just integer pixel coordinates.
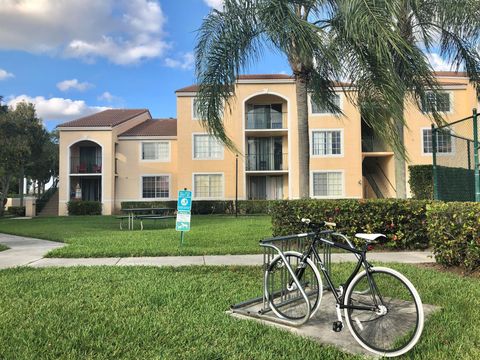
[[37, 189, 59, 217]]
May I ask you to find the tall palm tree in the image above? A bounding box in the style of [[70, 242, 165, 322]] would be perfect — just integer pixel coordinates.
[[194, 0, 440, 198], [385, 0, 480, 198]]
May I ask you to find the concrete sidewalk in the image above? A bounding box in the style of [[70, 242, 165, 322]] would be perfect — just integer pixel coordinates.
[[0, 233, 435, 269]]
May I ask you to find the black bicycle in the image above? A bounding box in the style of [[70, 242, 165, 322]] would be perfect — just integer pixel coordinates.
[[263, 219, 424, 357]]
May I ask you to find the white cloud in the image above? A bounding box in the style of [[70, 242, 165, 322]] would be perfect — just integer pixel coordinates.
[[164, 52, 195, 70], [204, 0, 224, 10], [7, 95, 109, 122], [0, 0, 168, 65], [57, 79, 93, 92], [426, 53, 454, 71], [98, 91, 118, 102], [0, 68, 14, 80]]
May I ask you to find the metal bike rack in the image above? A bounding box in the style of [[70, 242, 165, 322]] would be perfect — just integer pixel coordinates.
[[231, 232, 333, 327]]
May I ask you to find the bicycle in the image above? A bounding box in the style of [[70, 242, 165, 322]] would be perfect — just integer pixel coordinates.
[[262, 219, 424, 357]]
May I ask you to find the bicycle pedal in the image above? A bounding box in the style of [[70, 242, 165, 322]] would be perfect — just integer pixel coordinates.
[[332, 321, 343, 332]]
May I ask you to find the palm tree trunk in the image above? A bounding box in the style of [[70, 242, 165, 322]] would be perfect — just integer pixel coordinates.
[[295, 75, 310, 198], [394, 114, 407, 199]]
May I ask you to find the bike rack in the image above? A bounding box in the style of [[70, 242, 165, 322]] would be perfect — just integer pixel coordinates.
[[231, 232, 333, 327]]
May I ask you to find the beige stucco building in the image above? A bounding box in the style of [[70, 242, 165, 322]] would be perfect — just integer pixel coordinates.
[[57, 72, 478, 215]]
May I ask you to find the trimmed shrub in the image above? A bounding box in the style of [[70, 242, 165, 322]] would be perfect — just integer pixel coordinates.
[[426, 202, 480, 271], [67, 201, 102, 216], [7, 206, 25, 217], [270, 199, 430, 250], [409, 165, 433, 200]]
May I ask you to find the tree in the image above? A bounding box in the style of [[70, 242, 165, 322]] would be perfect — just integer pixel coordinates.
[[0, 102, 47, 215], [195, 0, 423, 198], [387, 0, 480, 198]]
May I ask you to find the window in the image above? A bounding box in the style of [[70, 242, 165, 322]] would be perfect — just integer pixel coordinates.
[[422, 129, 453, 154], [142, 176, 170, 198], [312, 130, 342, 156], [194, 174, 223, 198], [421, 92, 451, 112], [312, 172, 343, 197], [192, 98, 200, 119], [311, 94, 341, 114], [193, 134, 223, 159], [141, 142, 169, 161]]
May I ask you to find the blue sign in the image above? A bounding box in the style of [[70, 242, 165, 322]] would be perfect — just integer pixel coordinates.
[[177, 190, 192, 211], [176, 210, 191, 232]]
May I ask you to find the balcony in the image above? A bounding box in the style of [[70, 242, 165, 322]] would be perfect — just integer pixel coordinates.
[[70, 156, 102, 174], [246, 152, 288, 171], [246, 111, 287, 130]]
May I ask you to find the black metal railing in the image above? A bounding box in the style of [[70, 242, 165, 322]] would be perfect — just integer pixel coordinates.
[[361, 135, 389, 152], [246, 153, 288, 171], [246, 111, 287, 129], [70, 156, 102, 174]]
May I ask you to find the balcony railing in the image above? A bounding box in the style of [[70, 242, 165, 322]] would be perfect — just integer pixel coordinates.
[[362, 135, 389, 152], [246, 111, 287, 130], [70, 156, 102, 174], [246, 153, 288, 171]]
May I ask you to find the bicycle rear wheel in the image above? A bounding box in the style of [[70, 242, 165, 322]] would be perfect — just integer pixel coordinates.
[[265, 251, 322, 321], [344, 267, 424, 357]]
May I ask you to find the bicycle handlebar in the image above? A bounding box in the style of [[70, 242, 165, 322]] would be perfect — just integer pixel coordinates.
[[301, 218, 336, 228]]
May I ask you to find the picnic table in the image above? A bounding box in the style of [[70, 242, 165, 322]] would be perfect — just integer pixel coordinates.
[[118, 207, 175, 230]]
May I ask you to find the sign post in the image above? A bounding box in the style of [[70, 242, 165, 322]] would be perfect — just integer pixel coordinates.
[[176, 189, 192, 245]]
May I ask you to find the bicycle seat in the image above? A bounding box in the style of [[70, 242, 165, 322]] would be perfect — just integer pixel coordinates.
[[355, 233, 386, 243]]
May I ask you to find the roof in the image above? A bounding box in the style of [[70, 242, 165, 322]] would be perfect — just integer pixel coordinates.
[[435, 71, 468, 77], [58, 109, 149, 128], [175, 74, 294, 93], [119, 118, 177, 137]]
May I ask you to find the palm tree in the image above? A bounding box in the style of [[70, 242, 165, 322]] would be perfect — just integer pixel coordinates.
[[381, 0, 480, 198], [195, 0, 476, 198]]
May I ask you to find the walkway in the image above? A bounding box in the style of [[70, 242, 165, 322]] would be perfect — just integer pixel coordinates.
[[0, 233, 435, 270]]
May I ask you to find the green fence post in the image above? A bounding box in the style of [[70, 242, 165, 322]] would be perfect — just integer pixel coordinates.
[[473, 108, 480, 202], [432, 124, 439, 200]]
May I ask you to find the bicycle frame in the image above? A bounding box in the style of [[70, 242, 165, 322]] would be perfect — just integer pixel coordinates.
[[298, 230, 379, 312]]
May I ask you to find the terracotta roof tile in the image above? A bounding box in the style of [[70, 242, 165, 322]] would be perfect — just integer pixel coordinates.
[[58, 109, 149, 128], [119, 119, 177, 137]]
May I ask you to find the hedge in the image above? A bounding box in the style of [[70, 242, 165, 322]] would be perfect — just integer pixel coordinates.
[[408, 165, 433, 200], [67, 201, 102, 216], [427, 202, 480, 271], [120, 200, 271, 215], [7, 206, 26, 217], [270, 199, 430, 250]]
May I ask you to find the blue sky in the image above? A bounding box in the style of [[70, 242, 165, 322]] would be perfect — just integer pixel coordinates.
[[0, 0, 452, 131]]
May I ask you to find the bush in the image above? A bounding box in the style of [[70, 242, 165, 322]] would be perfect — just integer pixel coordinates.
[[120, 200, 270, 215], [426, 202, 480, 271], [67, 201, 102, 216], [409, 165, 434, 200], [270, 199, 430, 250], [7, 206, 25, 217]]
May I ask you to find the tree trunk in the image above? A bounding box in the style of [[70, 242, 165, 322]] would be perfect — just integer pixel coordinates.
[[0, 175, 12, 217], [394, 116, 407, 199], [296, 76, 310, 198], [19, 166, 24, 207]]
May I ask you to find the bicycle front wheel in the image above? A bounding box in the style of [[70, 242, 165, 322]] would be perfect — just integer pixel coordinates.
[[265, 251, 322, 321], [344, 267, 424, 357]]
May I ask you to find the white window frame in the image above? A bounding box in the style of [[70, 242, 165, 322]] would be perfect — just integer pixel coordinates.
[[140, 174, 171, 200], [139, 141, 171, 162], [310, 170, 345, 198], [192, 172, 224, 200], [310, 128, 344, 157], [192, 97, 200, 120], [309, 93, 343, 116], [192, 133, 224, 160], [421, 127, 455, 156], [420, 91, 454, 114]]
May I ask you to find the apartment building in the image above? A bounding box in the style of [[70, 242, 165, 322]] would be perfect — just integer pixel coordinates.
[[57, 72, 478, 215]]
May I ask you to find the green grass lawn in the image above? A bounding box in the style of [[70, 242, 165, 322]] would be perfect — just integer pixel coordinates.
[[0, 264, 478, 359], [0, 244, 8, 252], [0, 215, 271, 257]]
